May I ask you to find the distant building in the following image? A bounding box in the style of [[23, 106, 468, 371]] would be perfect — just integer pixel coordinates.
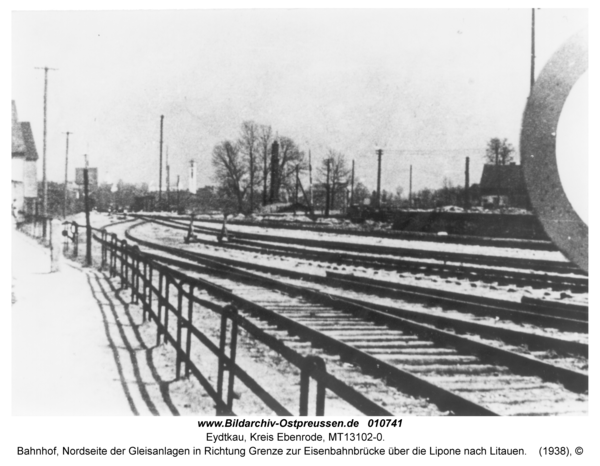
[[479, 163, 530, 209], [11, 101, 39, 218], [132, 195, 155, 212]]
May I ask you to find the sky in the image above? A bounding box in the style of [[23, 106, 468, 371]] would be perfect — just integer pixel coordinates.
[[11, 8, 588, 196]]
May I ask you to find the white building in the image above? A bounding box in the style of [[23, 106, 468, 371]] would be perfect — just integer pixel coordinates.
[[12, 101, 39, 219]]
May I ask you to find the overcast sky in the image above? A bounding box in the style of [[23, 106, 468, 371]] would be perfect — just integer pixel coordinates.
[[11, 8, 587, 195]]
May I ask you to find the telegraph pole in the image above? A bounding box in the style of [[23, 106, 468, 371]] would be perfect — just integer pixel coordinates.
[[465, 157, 470, 210], [325, 159, 331, 217], [350, 160, 355, 206], [166, 146, 170, 208], [309, 150, 313, 210], [531, 8, 536, 91], [263, 143, 268, 206], [35, 66, 58, 217], [376, 148, 383, 208], [62, 131, 72, 218], [409, 164, 413, 209], [158, 115, 164, 208], [249, 143, 254, 213], [176, 175, 181, 211]]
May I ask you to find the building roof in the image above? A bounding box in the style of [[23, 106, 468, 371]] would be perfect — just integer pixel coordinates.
[[20, 122, 39, 161], [480, 164, 527, 196], [12, 101, 26, 155]]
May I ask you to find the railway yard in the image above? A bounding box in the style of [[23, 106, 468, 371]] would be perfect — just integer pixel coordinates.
[[29, 211, 586, 417]]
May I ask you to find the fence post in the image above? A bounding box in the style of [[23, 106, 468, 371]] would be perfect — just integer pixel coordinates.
[[73, 222, 79, 258], [110, 233, 117, 277], [145, 262, 153, 323], [163, 272, 171, 344], [101, 230, 106, 268], [184, 283, 195, 377], [299, 355, 327, 416], [156, 267, 163, 346], [142, 259, 148, 304], [120, 240, 128, 289], [131, 246, 140, 304], [175, 279, 185, 379], [216, 309, 229, 413], [226, 305, 239, 411]]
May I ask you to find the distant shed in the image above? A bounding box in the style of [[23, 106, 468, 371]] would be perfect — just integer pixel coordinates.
[[479, 163, 530, 209]]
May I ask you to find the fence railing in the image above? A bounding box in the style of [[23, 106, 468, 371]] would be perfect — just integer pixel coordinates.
[[19, 216, 392, 416]]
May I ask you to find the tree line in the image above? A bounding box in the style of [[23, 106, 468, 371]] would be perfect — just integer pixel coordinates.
[[211, 121, 357, 215]]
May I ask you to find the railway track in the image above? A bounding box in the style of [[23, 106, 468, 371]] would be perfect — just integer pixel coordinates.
[[136, 215, 587, 292], [115, 221, 588, 416], [126, 223, 588, 356], [147, 214, 560, 251]]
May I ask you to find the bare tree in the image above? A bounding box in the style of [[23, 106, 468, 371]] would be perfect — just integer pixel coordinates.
[[485, 138, 515, 165], [318, 149, 350, 210], [276, 137, 306, 200], [257, 125, 273, 205], [212, 140, 247, 213], [238, 121, 261, 212]]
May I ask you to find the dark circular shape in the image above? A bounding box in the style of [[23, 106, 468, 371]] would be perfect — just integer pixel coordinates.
[[520, 29, 588, 272]]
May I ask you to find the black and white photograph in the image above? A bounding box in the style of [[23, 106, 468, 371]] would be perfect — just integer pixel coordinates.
[[9, 3, 591, 427]]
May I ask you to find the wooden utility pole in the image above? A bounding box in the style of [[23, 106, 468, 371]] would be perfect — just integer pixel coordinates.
[[309, 150, 313, 209], [531, 8, 536, 91], [35, 66, 57, 216], [350, 160, 355, 206], [376, 148, 383, 208], [176, 175, 181, 211], [409, 164, 413, 209], [63, 131, 72, 218], [270, 139, 280, 203], [263, 144, 268, 206], [166, 146, 170, 208], [249, 143, 254, 213], [464, 157, 470, 210], [325, 159, 331, 217], [158, 115, 164, 207]]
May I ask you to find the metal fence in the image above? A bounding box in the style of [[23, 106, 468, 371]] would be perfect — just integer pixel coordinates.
[[19, 216, 392, 416]]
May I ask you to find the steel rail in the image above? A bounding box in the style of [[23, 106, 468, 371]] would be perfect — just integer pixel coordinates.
[[94, 230, 395, 416], [135, 216, 588, 292], [324, 272, 587, 333], [124, 225, 588, 397], [179, 217, 581, 274], [140, 213, 559, 251], [124, 222, 588, 356]]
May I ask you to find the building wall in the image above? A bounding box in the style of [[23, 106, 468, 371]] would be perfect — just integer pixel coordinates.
[[12, 156, 24, 183], [481, 195, 509, 207], [12, 181, 25, 217], [23, 160, 38, 198]]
